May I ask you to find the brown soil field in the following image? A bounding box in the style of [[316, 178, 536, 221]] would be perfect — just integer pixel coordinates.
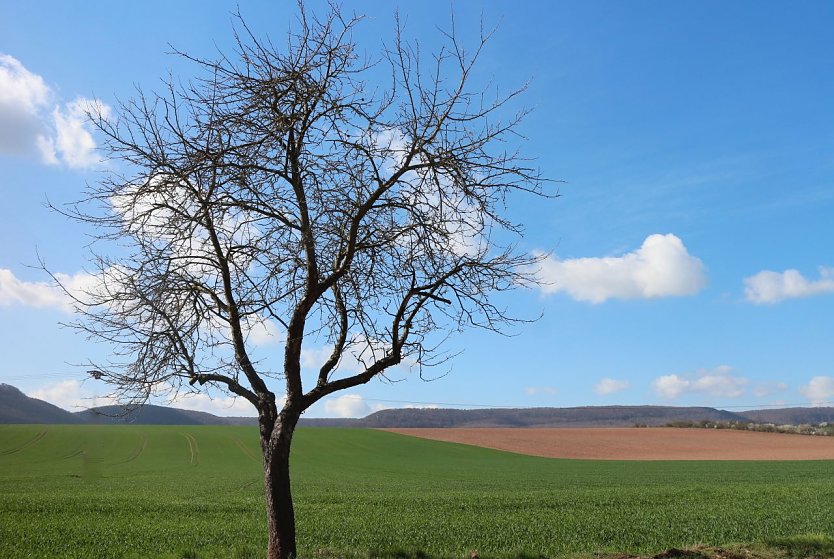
[[383, 427, 834, 460]]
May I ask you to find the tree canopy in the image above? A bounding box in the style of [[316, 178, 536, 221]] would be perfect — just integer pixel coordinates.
[[58, 5, 546, 558]]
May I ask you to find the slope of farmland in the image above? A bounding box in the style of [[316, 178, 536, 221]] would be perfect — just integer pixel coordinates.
[[384, 427, 834, 460], [1, 425, 834, 558]]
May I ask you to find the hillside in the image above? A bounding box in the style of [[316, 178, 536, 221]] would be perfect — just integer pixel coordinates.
[[0, 384, 82, 424], [357, 405, 746, 428], [75, 404, 251, 425], [2, 382, 832, 428], [741, 407, 834, 425]]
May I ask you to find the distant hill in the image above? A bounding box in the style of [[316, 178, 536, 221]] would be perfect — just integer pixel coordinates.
[[75, 404, 238, 425], [75, 405, 260, 426], [356, 405, 746, 428], [741, 407, 834, 425], [300, 417, 363, 427], [0, 383, 82, 424], [2, 382, 833, 428]]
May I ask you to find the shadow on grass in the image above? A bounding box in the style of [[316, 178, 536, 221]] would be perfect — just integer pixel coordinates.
[[142, 537, 834, 559], [764, 533, 834, 558]]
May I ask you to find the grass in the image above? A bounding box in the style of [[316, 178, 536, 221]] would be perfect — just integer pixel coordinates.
[[1, 425, 833, 558], [764, 533, 834, 557]]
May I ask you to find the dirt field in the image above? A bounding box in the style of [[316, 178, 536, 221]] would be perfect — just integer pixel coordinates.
[[384, 427, 834, 460]]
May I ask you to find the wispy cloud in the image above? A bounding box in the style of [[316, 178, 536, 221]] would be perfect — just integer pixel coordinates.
[[525, 386, 559, 396], [0, 53, 108, 168], [301, 334, 412, 377], [594, 378, 630, 395], [652, 365, 747, 400], [536, 234, 707, 303], [744, 267, 834, 304], [169, 391, 259, 416], [0, 268, 96, 312], [27, 380, 116, 411], [752, 381, 788, 398]]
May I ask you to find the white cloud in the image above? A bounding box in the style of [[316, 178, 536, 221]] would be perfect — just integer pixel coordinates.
[[594, 378, 630, 395], [168, 391, 258, 416], [744, 267, 834, 304], [536, 234, 707, 303], [525, 386, 559, 396], [0, 53, 107, 168], [652, 365, 747, 400], [0, 54, 50, 112], [301, 334, 410, 376], [321, 394, 440, 418], [301, 345, 336, 371], [0, 53, 50, 157], [0, 268, 97, 312], [752, 381, 788, 398], [28, 380, 116, 411], [28, 379, 261, 416], [243, 317, 283, 347], [798, 376, 834, 406], [371, 128, 489, 260], [39, 97, 109, 168], [652, 374, 691, 400], [323, 394, 383, 418]]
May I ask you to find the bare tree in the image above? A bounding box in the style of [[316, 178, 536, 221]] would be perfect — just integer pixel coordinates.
[[61, 5, 545, 559]]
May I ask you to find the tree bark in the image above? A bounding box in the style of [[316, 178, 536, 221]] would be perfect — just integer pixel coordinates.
[[263, 415, 298, 559]]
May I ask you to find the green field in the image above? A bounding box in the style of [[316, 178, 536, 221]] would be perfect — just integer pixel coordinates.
[[1, 425, 833, 558]]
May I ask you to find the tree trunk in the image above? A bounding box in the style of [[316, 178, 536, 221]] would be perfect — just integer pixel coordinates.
[[263, 416, 298, 559]]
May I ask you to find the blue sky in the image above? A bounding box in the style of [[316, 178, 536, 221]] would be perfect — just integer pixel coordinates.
[[1, 1, 833, 418]]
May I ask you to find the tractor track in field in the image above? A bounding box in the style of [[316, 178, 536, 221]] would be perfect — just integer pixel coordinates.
[[182, 433, 199, 466], [233, 438, 260, 462], [238, 478, 260, 491], [113, 434, 148, 464], [61, 449, 85, 460], [1, 430, 47, 455]]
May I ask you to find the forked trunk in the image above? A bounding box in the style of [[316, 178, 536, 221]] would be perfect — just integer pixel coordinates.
[[263, 417, 297, 559]]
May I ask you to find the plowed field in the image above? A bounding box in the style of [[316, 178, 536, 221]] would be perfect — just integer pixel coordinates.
[[384, 427, 834, 460]]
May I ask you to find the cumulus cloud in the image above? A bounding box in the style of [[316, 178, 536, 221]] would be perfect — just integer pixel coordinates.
[[28, 380, 116, 411], [322, 394, 440, 418], [652, 365, 747, 400], [323, 394, 385, 418], [243, 317, 283, 347], [744, 267, 834, 304], [594, 378, 630, 395], [0, 53, 50, 156], [169, 391, 258, 416], [525, 386, 558, 396], [38, 97, 110, 168], [301, 334, 411, 376], [0, 268, 97, 312], [536, 234, 707, 303], [0, 53, 107, 168], [799, 376, 834, 406], [301, 345, 336, 371]]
